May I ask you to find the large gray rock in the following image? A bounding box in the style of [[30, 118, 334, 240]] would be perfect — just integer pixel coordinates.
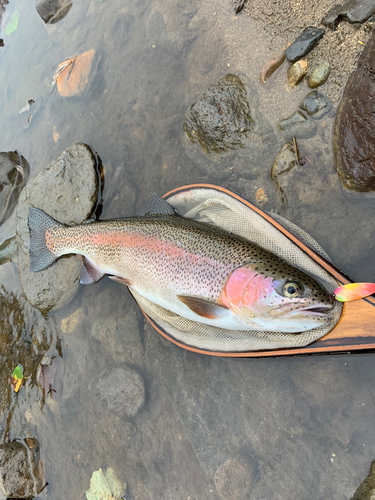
[[35, 0, 73, 24], [15, 143, 98, 312], [0, 439, 44, 499]]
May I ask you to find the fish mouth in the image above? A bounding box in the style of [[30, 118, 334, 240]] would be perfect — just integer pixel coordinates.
[[271, 303, 333, 318], [289, 304, 333, 317]]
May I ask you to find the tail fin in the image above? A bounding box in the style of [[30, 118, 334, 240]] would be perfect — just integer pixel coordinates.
[[28, 206, 64, 272]]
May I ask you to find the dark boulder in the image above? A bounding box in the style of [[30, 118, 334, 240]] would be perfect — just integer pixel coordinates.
[[183, 74, 255, 153], [334, 29, 375, 191], [322, 0, 375, 30]]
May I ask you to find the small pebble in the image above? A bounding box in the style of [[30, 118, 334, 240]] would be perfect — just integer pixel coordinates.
[[299, 90, 332, 118], [287, 59, 308, 85], [308, 62, 331, 88]]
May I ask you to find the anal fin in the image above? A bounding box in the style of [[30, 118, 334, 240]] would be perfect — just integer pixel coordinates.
[[80, 257, 105, 284], [177, 295, 229, 319]]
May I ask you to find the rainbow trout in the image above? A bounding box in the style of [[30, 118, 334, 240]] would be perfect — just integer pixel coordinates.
[[28, 195, 334, 333]]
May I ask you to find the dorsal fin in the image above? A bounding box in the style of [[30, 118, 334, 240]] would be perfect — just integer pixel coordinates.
[[137, 193, 176, 217]]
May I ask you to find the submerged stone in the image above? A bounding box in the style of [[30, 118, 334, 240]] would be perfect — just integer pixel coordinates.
[[350, 461, 375, 500], [308, 62, 331, 88], [36, 0, 73, 24], [90, 367, 145, 419], [286, 27, 325, 63], [299, 91, 332, 119], [183, 74, 255, 153], [334, 30, 375, 191], [214, 454, 256, 500], [271, 142, 298, 202], [0, 439, 44, 499], [287, 59, 308, 85], [322, 0, 375, 29], [278, 111, 317, 139], [16, 143, 99, 312], [0, 151, 29, 226]]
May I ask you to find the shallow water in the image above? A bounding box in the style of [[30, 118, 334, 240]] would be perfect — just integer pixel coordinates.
[[0, 0, 375, 498]]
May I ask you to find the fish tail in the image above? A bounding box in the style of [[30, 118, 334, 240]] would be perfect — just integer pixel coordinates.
[[28, 206, 64, 272]]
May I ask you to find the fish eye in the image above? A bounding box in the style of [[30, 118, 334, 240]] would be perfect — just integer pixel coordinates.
[[283, 281, 303, 298]]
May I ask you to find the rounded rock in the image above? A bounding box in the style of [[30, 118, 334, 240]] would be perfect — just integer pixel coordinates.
[[308, 62, 331, 88], [299, 91, 332, 119], [15, 143, 99, 312], [287, 59, 308, 86], [214, 454, 256, 500], [90, 366, 145, 419]]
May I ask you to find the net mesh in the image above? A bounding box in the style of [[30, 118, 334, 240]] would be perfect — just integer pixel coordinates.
[[130, 188, 343, 352]]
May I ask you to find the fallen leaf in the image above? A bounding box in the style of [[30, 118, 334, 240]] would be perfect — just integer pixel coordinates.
[[11, 364, 24, 393], [255, 188, 268, 206], [39, 356, 62, 400], [86, 467, 126, 500], [53, 50, 95, 97], [5, 11, 19, 36]]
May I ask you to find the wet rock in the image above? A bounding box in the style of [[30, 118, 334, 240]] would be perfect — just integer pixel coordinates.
[[350, 461, 375, 499], [271, 142, 298, 202], [0, 151, 29, 226], [183, 74, 255, 153], [90, 367, 145, 419], [322, 0, 375, 30], [259, 44, 289, 84], [15, 143, 98, 312], [287, 59, 308, 86], [278, 111, 317, 139], [334, 30, 375, 191], [308, 62, 331, 88], [299, 91, 332, 119], [286, 27, 325, 63], [0, 287, 52, 418], [0, 439, 44, 498], [35, 0, 73, 24], [214, 454, 256, 500]]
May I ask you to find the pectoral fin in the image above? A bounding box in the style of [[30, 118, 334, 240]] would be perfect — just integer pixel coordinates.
[[80, 257, 105, 284], [177, 295, 229, 319]]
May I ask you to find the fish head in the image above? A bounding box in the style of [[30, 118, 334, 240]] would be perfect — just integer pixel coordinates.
[[220, 262, 335, 333]]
